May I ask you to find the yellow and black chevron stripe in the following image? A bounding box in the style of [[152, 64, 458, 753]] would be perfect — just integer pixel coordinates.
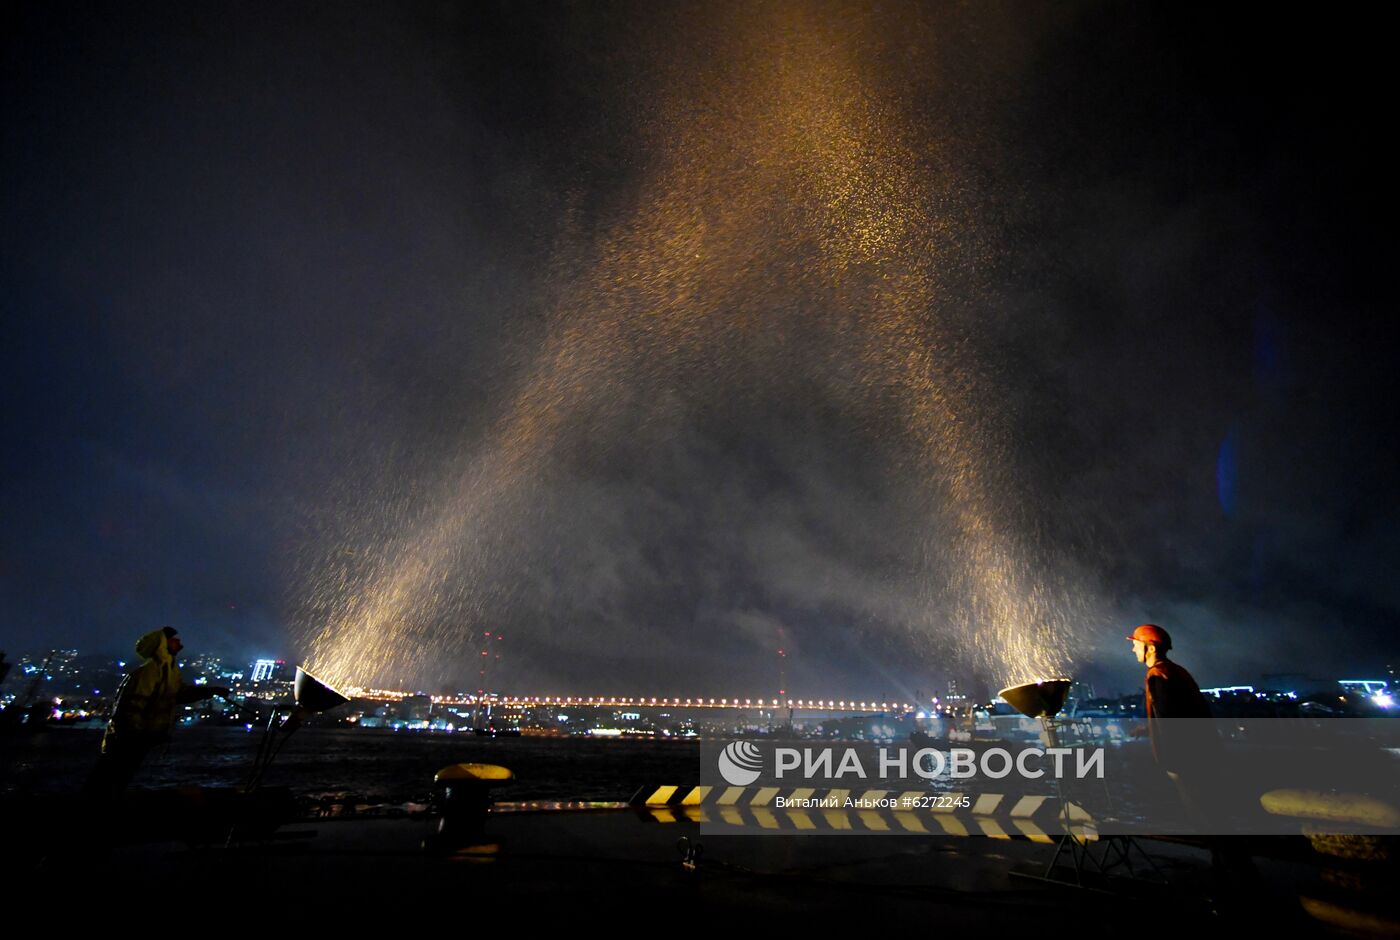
[[628, 786, 1096, 842]]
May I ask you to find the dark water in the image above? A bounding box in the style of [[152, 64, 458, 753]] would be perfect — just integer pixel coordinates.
[[12, 722, 1396, 835], [0, 726, 703, 803]]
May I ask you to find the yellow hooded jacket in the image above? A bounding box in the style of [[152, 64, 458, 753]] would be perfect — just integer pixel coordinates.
[[101, 629, 184, 752]]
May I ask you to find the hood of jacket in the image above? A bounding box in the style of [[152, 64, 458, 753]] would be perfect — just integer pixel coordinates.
[[134, 628, 172, 665]]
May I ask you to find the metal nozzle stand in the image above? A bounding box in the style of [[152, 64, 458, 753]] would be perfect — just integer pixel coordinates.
[[243, 668, 348, 793], [1000, 678, 1162, 890], [228, 666, 349, 847]]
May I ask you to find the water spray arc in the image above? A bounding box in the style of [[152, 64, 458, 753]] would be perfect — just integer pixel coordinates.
[[296, 6, 1097, 692]]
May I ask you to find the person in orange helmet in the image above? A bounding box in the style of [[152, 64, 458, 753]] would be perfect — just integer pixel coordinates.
[[1128, 623, 1256, 892], [1127, 623, 1213, 771], [1129, 625, 1224, 823]]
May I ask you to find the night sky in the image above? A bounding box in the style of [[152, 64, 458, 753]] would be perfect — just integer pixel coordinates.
[[3, 2, 1395, 699]]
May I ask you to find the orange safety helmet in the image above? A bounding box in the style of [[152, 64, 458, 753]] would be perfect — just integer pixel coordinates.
[[1126, 623, 1172, 650]]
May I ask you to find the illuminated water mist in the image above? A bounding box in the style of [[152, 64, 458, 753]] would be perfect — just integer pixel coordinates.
[[296, 6, 1100, 691]]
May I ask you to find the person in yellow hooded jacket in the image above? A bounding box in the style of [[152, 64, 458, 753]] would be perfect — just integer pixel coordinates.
[[83, 626, 228, 796]]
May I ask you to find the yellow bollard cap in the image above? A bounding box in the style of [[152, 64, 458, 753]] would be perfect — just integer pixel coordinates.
[[435, 763, 514, 784]]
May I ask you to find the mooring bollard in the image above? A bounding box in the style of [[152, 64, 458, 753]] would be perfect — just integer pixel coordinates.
[[426, 762, 514, 852], [1261, 788, 1400, 936]]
